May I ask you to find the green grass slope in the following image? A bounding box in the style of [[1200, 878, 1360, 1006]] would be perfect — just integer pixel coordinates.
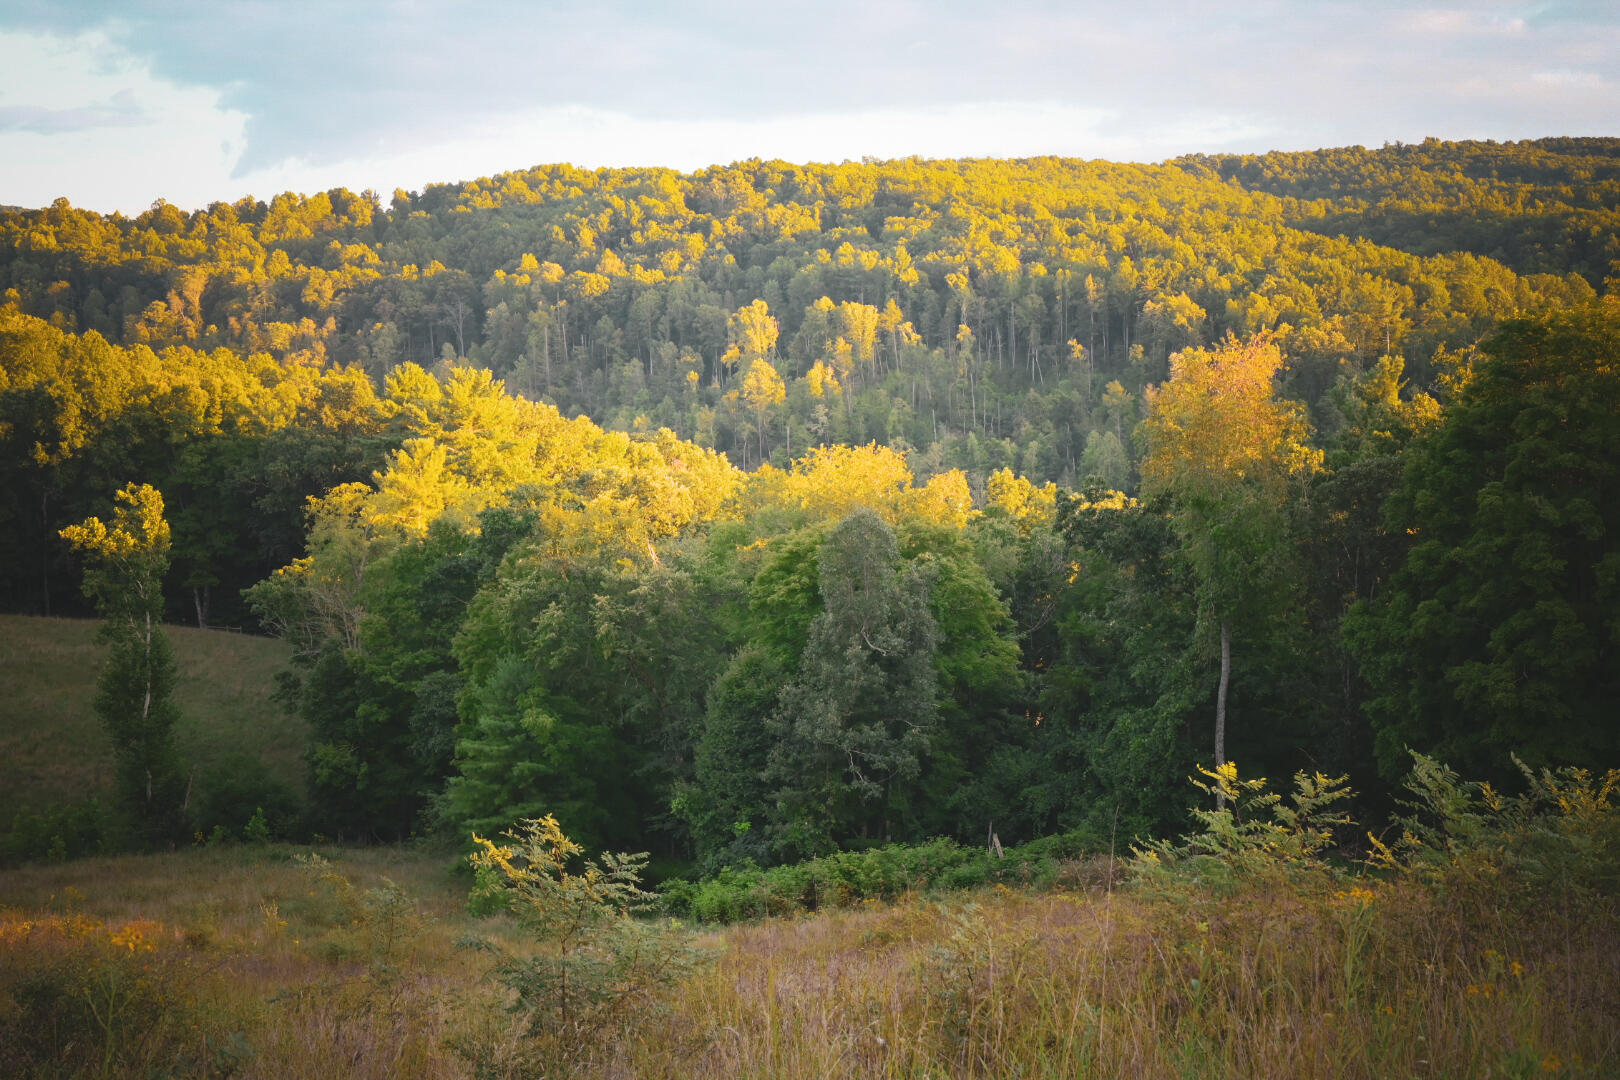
[[0, 615, 300, 821]]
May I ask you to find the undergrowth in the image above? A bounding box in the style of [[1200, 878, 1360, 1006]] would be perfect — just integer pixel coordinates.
[[659, 827, 1101, 923], [0, 901, 251, 1078]]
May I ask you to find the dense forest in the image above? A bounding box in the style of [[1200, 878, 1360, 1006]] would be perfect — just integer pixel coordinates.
[[3, 137, 1617, 871]]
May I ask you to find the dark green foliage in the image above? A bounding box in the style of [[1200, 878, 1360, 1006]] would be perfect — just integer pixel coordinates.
[[92, 623, 188, 845], [0, 798, 111, 865], [681, 644, 785, 870], [661, 830, 1102, 924], [1186, 138, 1620, 286], [446, 536, 730, 855], [443, 655, 625, 850], [898, 520, 1023, 838], [767, 510, 940, 859], [289, 643, 425, 840], [258, 513, 524, 841], [1346, 303, 1620, 781], [744, 522, 829, 667], [1046, 491, 1205, 835], [187, 751, 301, 842]]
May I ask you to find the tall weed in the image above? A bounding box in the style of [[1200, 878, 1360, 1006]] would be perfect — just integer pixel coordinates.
[[1372, 751, 1620, 897], [1131, 762, 1353, 890], [457, 815, 711, 1077], [0, 907, 246, 1078]]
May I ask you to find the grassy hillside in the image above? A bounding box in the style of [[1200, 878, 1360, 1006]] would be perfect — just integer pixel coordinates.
[[0, 615, 300, 821]]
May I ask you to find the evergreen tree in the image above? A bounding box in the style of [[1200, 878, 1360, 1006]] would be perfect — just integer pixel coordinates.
[[767, 510, 940, 857], [1345, 302, 1620, 780]]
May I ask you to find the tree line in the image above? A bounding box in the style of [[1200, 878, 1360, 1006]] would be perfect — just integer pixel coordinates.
[[14, 301, 1616, 867], [2, 141, 1617, 866], [5, 141, 1614, 623]]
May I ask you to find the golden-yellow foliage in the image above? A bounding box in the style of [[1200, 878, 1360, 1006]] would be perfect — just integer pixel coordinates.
[[904, 469, 977, 529], [767, 442, 913, 524], [1139, 335, 1323, 502], [984, 468, 1058, 532]]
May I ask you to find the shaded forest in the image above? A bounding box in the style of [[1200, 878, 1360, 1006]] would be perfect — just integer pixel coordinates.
[[2, 138, 1617, 869]]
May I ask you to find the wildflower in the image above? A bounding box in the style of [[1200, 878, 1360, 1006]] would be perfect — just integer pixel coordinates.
[[109, 924, 155, 952], [1510, 960, 1525, 978]]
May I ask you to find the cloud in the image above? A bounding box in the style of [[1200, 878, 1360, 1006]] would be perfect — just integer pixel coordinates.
[[1529, 69, 1608, 87], [0, 28, 246, 213], [1398, 9, 1527, 36], [0, 1, 1459, 175], [0, 91, 146, 134]]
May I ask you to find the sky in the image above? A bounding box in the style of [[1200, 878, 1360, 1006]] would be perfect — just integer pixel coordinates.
[[0, 0, 1616, 216]]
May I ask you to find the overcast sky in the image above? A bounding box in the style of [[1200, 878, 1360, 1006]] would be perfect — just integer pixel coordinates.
[[1, 1, 1616, 216]]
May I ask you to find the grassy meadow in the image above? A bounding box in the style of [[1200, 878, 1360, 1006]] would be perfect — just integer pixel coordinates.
[[1, 835, 1614, 1079], [0, 615, 300, 822]]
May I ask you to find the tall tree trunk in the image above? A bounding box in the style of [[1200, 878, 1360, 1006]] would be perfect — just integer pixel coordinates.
[[1215, 618, 1231, 807], [40, 486, 51, 616]]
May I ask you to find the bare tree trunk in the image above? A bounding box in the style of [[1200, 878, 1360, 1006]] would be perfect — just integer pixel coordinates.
[[1215, 618, 1231, 807], [40, 487, 51, 616]]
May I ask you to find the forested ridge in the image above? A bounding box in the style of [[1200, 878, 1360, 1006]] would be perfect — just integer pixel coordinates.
[[2, 137, 1617, 870]]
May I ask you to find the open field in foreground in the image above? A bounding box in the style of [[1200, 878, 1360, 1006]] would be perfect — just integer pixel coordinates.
[[1, 842, 1614, 1079]]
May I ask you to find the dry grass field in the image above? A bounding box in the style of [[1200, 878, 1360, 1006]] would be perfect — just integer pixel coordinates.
[[1, 838, 1614, 1079]]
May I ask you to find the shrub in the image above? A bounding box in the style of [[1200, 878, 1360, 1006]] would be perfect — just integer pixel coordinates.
[[188, 752, 301, 843], [0, 798, 112, 866], [291, 853, 427, 983], [459, 815, 709, 1076], [663, 831, 1097, 923], [1131, 763, 1354, 889], [1371, 751, 1620, 897]]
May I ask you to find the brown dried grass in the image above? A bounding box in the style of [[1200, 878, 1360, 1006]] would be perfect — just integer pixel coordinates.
[[1, 846, 1614, 1078]]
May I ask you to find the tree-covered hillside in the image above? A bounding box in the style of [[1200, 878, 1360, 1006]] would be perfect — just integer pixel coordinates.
[[1181, 137, 1620, 284], [4, 139, 1611, 620], [2, 139, 1616, 865]]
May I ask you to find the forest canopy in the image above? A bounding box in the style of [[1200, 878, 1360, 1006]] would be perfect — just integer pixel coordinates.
[[3, 137, 1617, 861]]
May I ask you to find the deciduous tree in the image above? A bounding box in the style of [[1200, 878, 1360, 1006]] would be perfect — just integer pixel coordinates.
[[1139, 336, 1322, 778], [60, 483, 186, 845]]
